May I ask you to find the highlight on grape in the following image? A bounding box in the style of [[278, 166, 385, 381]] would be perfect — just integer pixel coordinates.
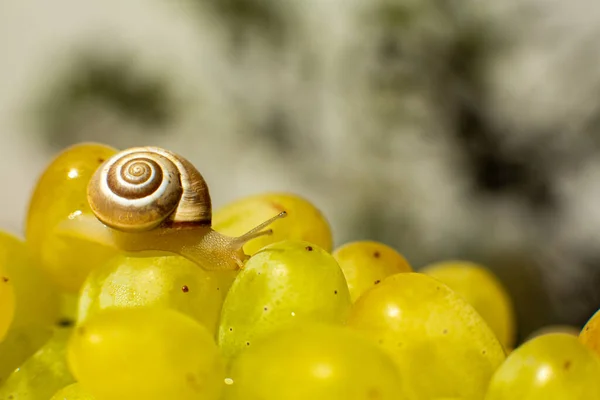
[[1, 142, 600, 399]]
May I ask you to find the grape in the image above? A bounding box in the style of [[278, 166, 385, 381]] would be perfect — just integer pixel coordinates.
[[224, 323, 405, 400], [579, 308, 600, 357], [332, 240, 412, 302], [421, 261, 516, 350], [484, 333, 600, 399], [0, 262, 14, 342], [60, 292, 79, 326], [213, 192, 333, 255], [0, 325, 53, 385], [0, 231, 61, 329], [218, 240, 351, 360], [0, 231, 62, 377], [50, 383, 95, 400], [0, 327, 75, 399], [526, 325, 580, 342], [77, 253, 223, 335], [67, 308, 225, 400], [25, 143, 120, 292], [212, 270, 239, 302], [347, 272, 506, 400]]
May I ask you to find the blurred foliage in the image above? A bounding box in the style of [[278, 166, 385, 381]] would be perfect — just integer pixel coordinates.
[[363, 0, 557, 212], [260, 108, 294, 154], [368, 1, 414, 29], [195, 0, 289, 48], [36, 51, 174, 150]]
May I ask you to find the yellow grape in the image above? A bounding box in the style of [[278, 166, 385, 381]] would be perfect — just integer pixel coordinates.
[[526, 325, 580, 341], [0, 327, 75, 399], [224, 323, 404, 400], [485, 333, 600, 399], [212, 270, 239, 302], [0, 231, 61, 329], [0, 231, 62, 376], [579, 308, 600, 357], [332, 240, 412, 302], [218, 240, 351, 360], [347, 272, 506, 400], [77, 253, 223, 335], [60, 292, 79, 325], [25, 143, 120, 292], [213, 192, 333, 255], [0, 262, 14, 342], [421, 260, 516, 350], [50, 383, 95, 400], [0, 325, 53, 385], [68, 308, 225, 400]]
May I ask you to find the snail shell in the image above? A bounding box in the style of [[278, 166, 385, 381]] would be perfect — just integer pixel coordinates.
[[87, 146, 211, 232]]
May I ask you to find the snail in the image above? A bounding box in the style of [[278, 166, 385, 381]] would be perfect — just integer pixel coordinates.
[[56, 146, 286, 271]]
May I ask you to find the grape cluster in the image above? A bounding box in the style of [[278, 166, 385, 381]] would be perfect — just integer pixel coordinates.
[[1, 143, 600, 399]]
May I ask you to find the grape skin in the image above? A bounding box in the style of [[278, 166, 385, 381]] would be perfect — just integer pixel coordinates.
[[579, 308, 600, 358], [348, 272, 506, 400], [50, 383, 95, 399], [0, 262, 14, 342], [0, 231, 61, 329], [77, 253, 223, 335], [68, 308, 225, 400], [213, 192, 334, 255], [485, 333, 600, 399], [224, 323, 405, 400], [218, 240, 351, 361], [0, 327, 75, 400], [0, 325, 53, 386], [25, 143, 120, 292], [421, 260, 516, 350], [332, 240, 412, 302]]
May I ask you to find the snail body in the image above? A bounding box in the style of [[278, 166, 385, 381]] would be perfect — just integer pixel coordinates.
[[67, 146, 286, 271]]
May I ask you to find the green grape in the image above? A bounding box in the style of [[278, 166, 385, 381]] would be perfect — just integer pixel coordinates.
[[421, 260, 516, 350], [485, 333, 600, 399], [347, 272, 506, 400], [68, 308, 225, 400], [25, 143, 120, 292], [0, 231, 61, 329], [224, 323, 404, 400], [77, 253, 223, 335], [218, 240, 351, 360], [580, 308, 600, 357], [0, 327, 75, 399], [332, 240, 412, 302], [213, 192, 334, 255], [50, 383, 95, 400], [0, 262, 14, 342], [0, 325, 53, 385]]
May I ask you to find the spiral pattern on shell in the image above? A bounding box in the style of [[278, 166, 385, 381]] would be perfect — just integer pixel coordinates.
[[108, 157, 165, 200], [87, 147, 185, 232]]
